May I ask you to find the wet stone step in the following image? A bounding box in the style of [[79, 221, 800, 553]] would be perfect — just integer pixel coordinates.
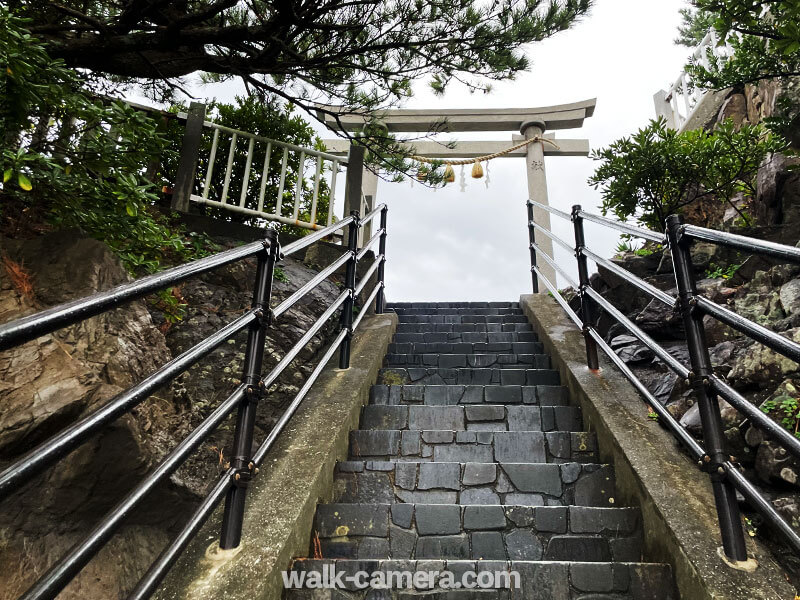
[[333, 462, 616, 507], [393, 332, 539, 345], [378, 368, 560, 387], [369, 385, 570, 407], [348, 430, 596, 463], [312, 504, 641, 562], [385, 354, 551, 370], [397, 315, 529, 324], [359, 406, 583, 432], [388, 302, 520, 309], [390, 308, 525, 316], [388, 342, 544, 355], [396, 323, 533, 334], [285, 560, 675, 599]]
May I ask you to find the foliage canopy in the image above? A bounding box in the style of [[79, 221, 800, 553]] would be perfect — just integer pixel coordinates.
[[589, 117, 787, 231], [17, 0, 591, 149]]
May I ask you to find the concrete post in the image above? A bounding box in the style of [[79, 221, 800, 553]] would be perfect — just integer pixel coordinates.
[[171, 102, 207, 212], [343, 145, 365, 245], [521, 120, 557, 292]]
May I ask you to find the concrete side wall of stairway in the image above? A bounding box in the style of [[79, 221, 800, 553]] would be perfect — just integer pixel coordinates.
[[154, 312, 397, 600], [520, 293, 793, 600]]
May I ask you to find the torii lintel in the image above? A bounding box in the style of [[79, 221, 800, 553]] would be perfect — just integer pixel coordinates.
[[316, 98, 596, 133]]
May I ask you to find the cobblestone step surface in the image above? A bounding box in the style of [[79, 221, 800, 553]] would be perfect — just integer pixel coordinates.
[[288, 302, 674, 599], [369, 385, 570, 407], [378, 368, 560, 387], [388, 342, 544, 355], [396, 323, 534, 334], [393, 331, 539, 344], [397, 315, 530, 324], [385, 354, 551, 370], [313, 504, 641, 562], [359, 406, 583, 432], [333, 462, 615, 506], [391, 308, 525, 316]]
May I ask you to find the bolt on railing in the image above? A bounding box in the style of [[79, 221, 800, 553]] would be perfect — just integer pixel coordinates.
[[526, 198, 800, 563]]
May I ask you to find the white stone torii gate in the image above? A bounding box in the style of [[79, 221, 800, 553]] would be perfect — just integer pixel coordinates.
[[319, 99, 596, 291]]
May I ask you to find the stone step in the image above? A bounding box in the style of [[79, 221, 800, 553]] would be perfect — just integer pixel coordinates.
[[333, 462, 616, 507], [359, 406, 583, 432], [396, 323, 533, 334], [370, 385, 570, 407], [388, 302, 520, 309], [312, 504, 642, 562], [391, 308, 525, 316], [379, 368, 560, 387], [389, 342, 544, 356], [397, 315, 530, 324], [385, 354, 551, 370], [348, 431, 596, 463], [285, 560, 675, 599], [393, 332, 539, 345]]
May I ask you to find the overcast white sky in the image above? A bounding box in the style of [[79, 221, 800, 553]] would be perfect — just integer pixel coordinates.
[[371, 0, 691, 302], [134, 0, 693, 302]]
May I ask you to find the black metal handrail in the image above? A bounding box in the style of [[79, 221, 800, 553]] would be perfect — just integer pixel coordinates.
[[0, 201, 389, 600], [526, 198, 800, 560]]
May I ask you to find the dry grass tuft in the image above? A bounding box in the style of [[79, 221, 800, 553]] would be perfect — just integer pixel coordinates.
[[2, 252, 35, 301]]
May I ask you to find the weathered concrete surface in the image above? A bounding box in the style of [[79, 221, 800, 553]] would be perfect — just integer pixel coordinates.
[[520, 294, 793, 600], [153, 312, 396, 600]]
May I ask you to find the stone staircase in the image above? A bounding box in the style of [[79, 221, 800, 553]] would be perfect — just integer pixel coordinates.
[[286, 302, 676, 599]]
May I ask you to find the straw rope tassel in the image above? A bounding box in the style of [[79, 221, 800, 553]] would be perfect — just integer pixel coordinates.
[[471, 160, 483, 179]]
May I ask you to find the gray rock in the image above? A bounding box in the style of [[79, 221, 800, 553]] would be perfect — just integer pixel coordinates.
[[780, 278, 800, 315], [415, 505, 461, 535]]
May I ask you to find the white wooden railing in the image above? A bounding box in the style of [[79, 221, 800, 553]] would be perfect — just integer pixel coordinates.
[[190, 121, 348, 230], [653, 29, 734, 130]]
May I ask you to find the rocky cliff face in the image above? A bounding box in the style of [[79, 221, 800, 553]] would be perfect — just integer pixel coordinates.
[[0, 228, 350, 599], [579, 79, 800, 579]]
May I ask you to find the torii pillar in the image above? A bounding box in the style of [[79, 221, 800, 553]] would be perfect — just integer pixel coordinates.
[[521, 119, 556, 289], [317, 99, 596, 293]]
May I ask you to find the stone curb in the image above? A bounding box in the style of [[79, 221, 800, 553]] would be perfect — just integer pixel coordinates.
[[520, 293, 792, 600]]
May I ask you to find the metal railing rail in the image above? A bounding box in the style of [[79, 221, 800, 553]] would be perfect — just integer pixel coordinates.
[[526, 199, 800, 560], [0, 196, 389, 600]]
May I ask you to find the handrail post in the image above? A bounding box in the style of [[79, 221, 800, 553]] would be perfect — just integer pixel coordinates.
[[339, 212, 360, 368], [526, 200, 539, 293], [572, 205, 599, 370], [172, 102, 206, 212], [667, 214, 748, 562], [219, 228, 279, 549], [375, 205, 388, 314]]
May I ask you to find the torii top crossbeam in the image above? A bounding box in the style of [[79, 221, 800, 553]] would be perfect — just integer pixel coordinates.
[[316, 98, 596, 133]]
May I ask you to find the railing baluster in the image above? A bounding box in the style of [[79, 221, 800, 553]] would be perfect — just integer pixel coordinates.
[[202, 128, 220, 200], [667, 214, 748, 563], [219, 228, 279, 549], [257, 142, 272, 213], [375, 205, 388, 314], [239, 136, 255, 208], [328, 159, 339, 227], [220, 132, 237, 204], [572, 205, 599, 370], [338, 212, 359, 369], [311, 155, 322, 226], [276, 147, 289, 216], [293, 151, 305, 221]]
